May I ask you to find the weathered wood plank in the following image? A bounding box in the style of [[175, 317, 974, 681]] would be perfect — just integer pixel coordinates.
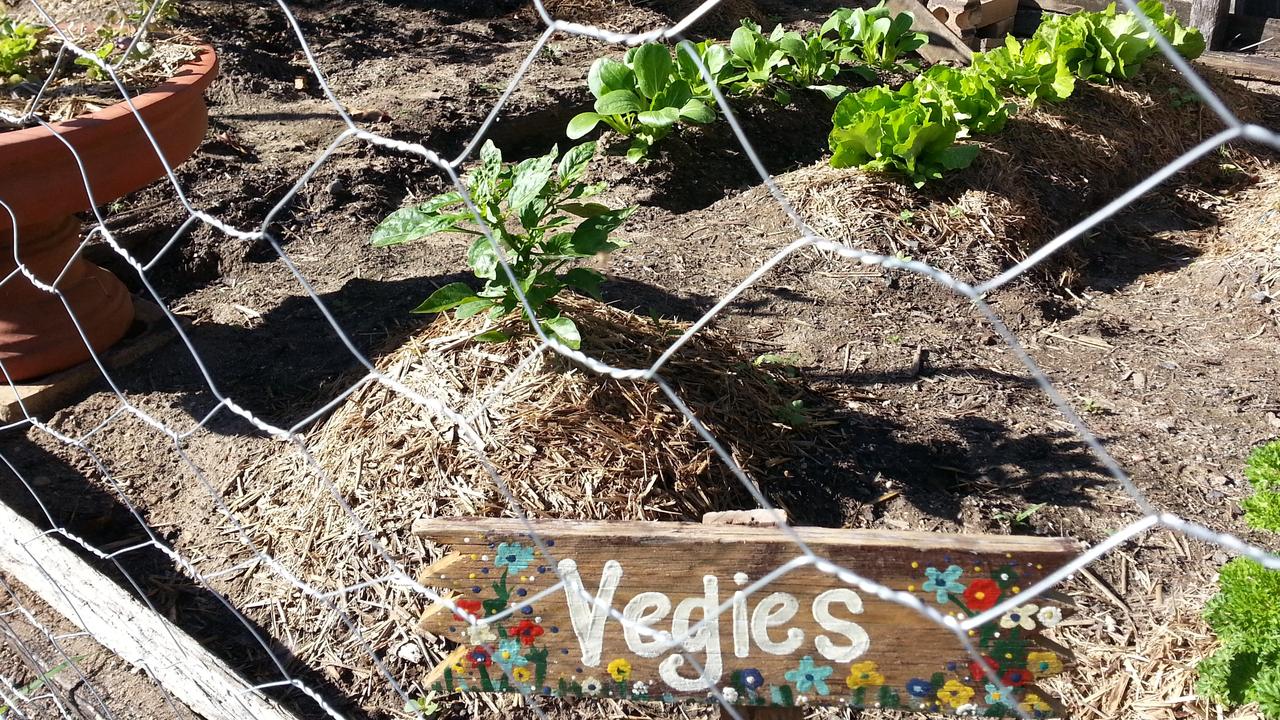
[[414, 518, 1079, 714], [888, 0, 976, 65], [1198, 49, 1280, 81], [0, 500, 300, 720], [1191, 0, 1232, 49]]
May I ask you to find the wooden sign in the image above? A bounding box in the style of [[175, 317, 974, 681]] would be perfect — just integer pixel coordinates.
[[413, 518, 1080, 716]]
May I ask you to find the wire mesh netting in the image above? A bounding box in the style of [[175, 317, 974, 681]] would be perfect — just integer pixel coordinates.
[[1, 0, 1279, 718]]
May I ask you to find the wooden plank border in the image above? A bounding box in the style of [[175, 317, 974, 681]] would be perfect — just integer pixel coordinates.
[[0, 500, 300, 720]]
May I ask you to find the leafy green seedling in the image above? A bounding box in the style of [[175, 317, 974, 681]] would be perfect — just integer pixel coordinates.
[[726, 20, 790, 102], [403, 691, 441, 717], [568, 44, 717, 162], [821, 3, 927, 70], [0, 17, 45, 84], [370, 140, 636, 350], [776, 29, 851, 100]]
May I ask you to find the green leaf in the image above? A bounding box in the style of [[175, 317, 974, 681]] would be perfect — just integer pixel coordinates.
[[455, 297, 495, 319], [507, 151, 556, 218], [625, 140, 650, 163], [595, 89, 644, 115], [567, 112, 602, 139], [632, 43, 674, 99], [637, 107, 681, 128], [371, 207, 464, 247], [588, 57, 634, 97], [571, 206, 636, 255], [557, 141, 597, 183], [678, 99, 715, 124], [542, 316, 581, 349], [474, 329, 510, 343], [413, 283, 477, 314], [563, 267, 605, 300], [468, 236, 499, 279], [559, 202, 613, 218], [810, 84, 849, 100]]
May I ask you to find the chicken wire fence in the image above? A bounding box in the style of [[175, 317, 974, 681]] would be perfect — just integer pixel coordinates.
[[1, 0, 1279, 718]]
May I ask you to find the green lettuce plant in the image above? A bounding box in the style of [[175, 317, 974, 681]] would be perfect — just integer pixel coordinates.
[[828, 85, 977, 187], [910, 64, 1014, 136], [0, 17, 44, 84], [820, 2, 927, 70], [370, 140, 636, 349], [567, 44, 717, 162]]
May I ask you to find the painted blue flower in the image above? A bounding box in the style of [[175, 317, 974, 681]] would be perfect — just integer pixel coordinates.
[[905, 677, 933, 698], [984, 682, 1006, 705], [495, 542, 534, 572], [783, 656, 833, 696], [740, 668, 764, 691], [922, 564, 965, 603], [493, 638, 527, 670]]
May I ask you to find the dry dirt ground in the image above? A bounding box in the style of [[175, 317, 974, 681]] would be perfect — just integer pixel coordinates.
[[1, 0, 1279, 718]]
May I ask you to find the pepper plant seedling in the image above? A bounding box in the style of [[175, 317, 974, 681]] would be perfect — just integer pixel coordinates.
[[371, 140, 636, 350]]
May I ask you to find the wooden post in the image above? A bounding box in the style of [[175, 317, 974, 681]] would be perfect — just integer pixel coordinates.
[[1191, 0, 1231, 50], [0, 499, 301, 720]]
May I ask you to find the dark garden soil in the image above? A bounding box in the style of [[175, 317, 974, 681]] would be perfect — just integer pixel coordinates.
[[1, 0, 1279, 718]]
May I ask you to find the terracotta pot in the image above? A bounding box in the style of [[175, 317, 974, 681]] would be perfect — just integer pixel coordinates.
[[0, 45, 218, 382]]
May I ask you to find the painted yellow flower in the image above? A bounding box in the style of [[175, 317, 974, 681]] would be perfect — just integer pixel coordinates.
[[1019, 693, 1053, 715], [845, 661, 884, 688], [936, 679, 975, 708], [607, 658, 632, 682], [512, 667, 532, 683], [1027, 651, 1063, 677], [451, 658, 468, 674]]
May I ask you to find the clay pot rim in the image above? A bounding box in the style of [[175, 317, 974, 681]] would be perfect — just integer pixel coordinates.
[[0, 44, 218, 151]]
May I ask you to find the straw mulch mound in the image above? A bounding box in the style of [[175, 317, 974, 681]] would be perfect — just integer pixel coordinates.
[[210, 296, 810, 716], [763, 64, 1273, 288]]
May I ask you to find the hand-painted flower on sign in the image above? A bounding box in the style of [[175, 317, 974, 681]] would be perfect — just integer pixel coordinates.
[[494, 639, 527, 670], [1036, 605, 1063, 628], [923, 565, 965, 603], [494, 542, 534, 572], [721, 687, 739, 703], [513, 619, 544, 646], [936, 679, 975, 708], [968, 655, 998, 682], [512, 667, 532, 683], [784, 656, 833, 695], [1002, 668, 1032, 687], [999, 603, 1039, 630], [468, 646, 492, 667], [581, 676, 602, 696], [962, 578, 1001, 612], [845, 661, 884, 688], [467, 623, 497, 645], [1019, 692, 1053, 717], [1027, 651, 1063, 677], [984, 682, 1006, 705], [906, 677, 934, 698], [453, 598, 484, 621], [607, 658, 632, 682], [740, 668, 764, 691]]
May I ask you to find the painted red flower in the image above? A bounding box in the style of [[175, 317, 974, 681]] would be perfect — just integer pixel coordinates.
[[453, 598, 483, 621], [962, 578, 1001, 612], [513, 619, 544, 646], [468, 646, 492, 667], [1002, 668, 1031, 687], [968, 655, 998, 681]]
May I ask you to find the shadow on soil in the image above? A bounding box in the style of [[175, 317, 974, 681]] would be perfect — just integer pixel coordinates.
[[0, 436, 361, 718]]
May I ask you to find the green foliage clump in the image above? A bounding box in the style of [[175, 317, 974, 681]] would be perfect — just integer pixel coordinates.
[[370, 141, 635, 350], [0, 16, 44, 84], [827, 64, 1010, 186], [568, 4, 930, 159], [1198, 557, 1280, 717], [568, 44, 717, 162], [1243, 440, 1280, 532], [973, 0, 1204, 104], [821, 2, 927, 70]]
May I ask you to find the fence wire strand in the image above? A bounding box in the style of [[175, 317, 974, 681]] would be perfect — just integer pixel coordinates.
[[0, 0, 1277, 718]]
